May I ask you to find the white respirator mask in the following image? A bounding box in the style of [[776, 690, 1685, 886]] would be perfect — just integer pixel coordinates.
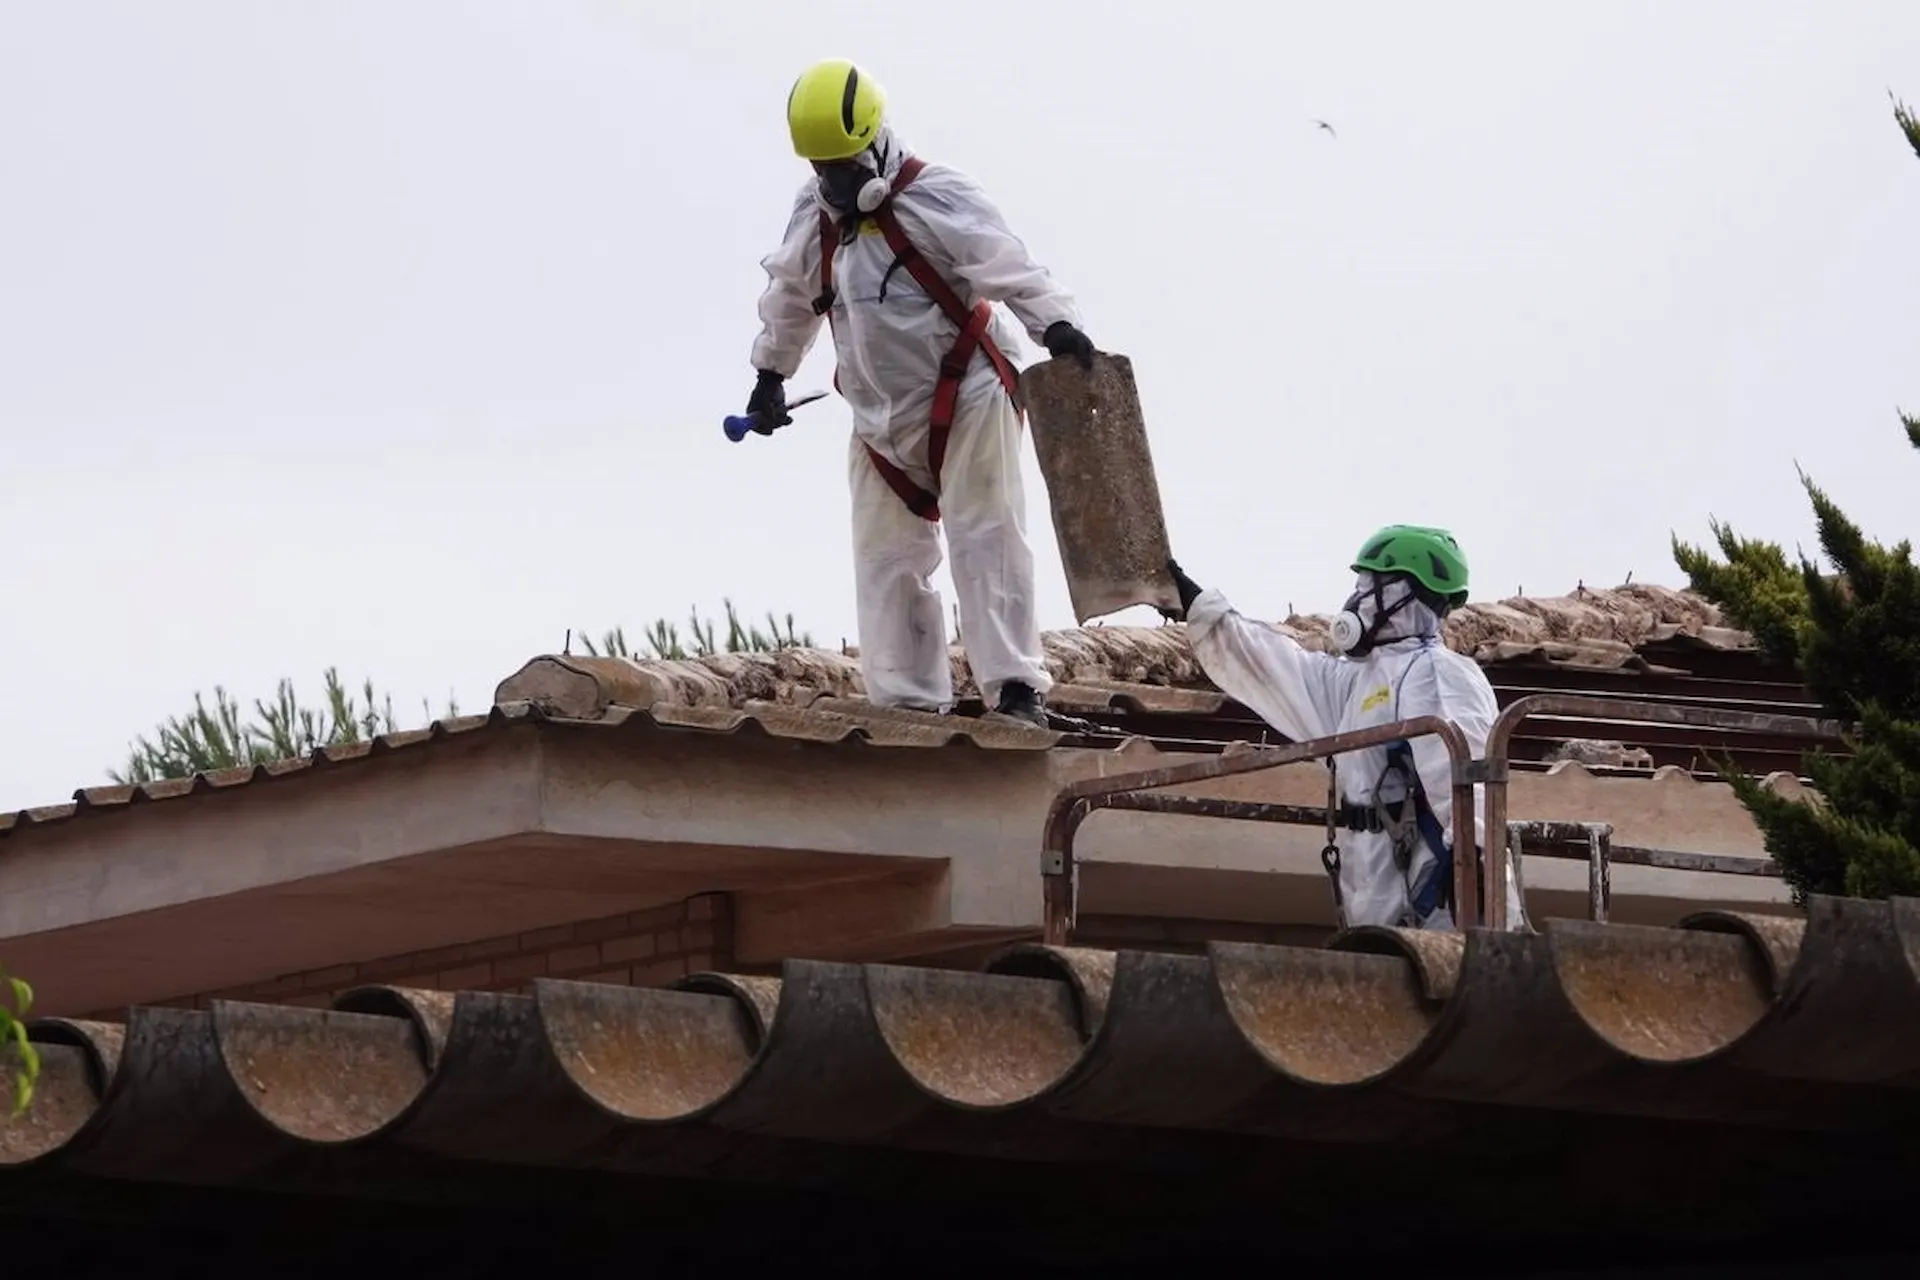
[[1330, 572, 1420, 657]]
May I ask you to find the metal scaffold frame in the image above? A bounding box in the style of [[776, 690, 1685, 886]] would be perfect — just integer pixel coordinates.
[[1038, 694, 1845, 945]]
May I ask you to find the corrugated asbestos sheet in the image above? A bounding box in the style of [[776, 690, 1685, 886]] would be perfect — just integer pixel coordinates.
[[0, 582, 1837, 838], [9, 896, 1919, 1169], [0, 698, 1064, 838], [6, 896, 1920, 1264]]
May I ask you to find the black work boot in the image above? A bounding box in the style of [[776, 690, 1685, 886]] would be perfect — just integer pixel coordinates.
[[990, 680, 1048, 729]]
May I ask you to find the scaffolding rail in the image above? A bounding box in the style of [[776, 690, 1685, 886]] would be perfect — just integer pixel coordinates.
[[1038, 695, 1844, 945], [1476, 694, 1842, 930], [1506, 819, 1788, 925], [1040, 717, 1476, 946]]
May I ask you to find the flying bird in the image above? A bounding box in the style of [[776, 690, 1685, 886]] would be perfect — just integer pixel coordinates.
[[1314, 119, 1336, 138]]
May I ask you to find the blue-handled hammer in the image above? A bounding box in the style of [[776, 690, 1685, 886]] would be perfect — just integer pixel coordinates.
[[723, 390, 829, 442]]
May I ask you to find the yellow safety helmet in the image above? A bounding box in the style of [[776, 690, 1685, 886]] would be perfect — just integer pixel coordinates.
[[787, 59, 886, 162]]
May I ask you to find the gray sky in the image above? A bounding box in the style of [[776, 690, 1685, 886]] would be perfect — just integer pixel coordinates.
[[2, 2, 1916, 809]]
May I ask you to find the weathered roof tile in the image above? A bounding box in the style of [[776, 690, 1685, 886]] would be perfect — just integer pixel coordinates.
[[7, 895, 1916, 1181], [1, 584, 1798, 840], [494, 584, 1753, 718]]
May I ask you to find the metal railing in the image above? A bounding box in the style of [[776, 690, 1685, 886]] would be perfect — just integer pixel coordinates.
[[1040, 717, 1476, 946], [1507, 819, 1785, 925], [1477, 694, 1843, 930], [1038, 694, 1845, 945]]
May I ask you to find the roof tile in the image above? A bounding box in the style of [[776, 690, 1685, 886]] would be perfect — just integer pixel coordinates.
[[0, 584, 1798, 839], [493, 583, 1753, 718], [7, 895, 1914, 1180]]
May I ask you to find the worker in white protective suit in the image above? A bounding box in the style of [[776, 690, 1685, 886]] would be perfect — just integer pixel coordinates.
[[1158, 526, 1530, 932], [743, 58, 1095, 730]]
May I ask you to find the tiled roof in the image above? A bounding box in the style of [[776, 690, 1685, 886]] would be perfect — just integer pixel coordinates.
[[8, 895, 1918, 1189], [2, 582, 1830, 840], [499, 583, 1757, 717], [491, 581, 1825, 779], [0, 695, 1822, 864], [0, 698, 1069, 838]]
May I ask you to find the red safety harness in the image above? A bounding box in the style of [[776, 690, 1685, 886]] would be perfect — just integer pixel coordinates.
[[811, 155, 1023, 522]]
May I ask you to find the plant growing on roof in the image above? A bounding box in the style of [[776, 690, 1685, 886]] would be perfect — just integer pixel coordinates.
[[108, 603, 815, 784], [1, 965, 38, 1116], [109, 668, 462, 786], [575, 600, 814, 661], [1669, 93, 1920, 905]]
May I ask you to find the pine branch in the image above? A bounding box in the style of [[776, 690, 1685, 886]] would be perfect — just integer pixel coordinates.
[[644, 619, 683, 659], [1896, 92, 1920, 161], [1670, 520, 1807, 665], [689, 608, 718, 657], [111, 606, 815, 782], [111, 674, 461, 783], [1671, 100, 1920, 905]]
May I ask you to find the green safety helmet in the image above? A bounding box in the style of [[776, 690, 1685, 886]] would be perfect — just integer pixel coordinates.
[[1351, 524, 1471, 610]]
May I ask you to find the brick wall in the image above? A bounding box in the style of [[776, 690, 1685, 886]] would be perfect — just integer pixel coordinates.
[[146, 892, 733, 1013], [110, 898, 1329, 1019]]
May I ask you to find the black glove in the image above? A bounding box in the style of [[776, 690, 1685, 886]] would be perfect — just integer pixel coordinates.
[[1043, 320, 1095, 370], [1161, 558, 1203, 622], [745, 369, 792, 435]]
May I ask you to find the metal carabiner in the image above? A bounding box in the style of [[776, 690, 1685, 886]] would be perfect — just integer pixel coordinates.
[[1321, 759, 1346, 918]]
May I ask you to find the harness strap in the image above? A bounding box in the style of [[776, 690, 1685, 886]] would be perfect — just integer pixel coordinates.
[[863, 447, 942, 521], [812, 215, 838, 316], [1335, 803, 1386, 834], [1385, 741, 1454, 920], [1411, 796, 1453, 918], [812, 154, 1023, 524]]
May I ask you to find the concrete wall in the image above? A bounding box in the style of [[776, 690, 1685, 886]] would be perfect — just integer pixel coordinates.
[[0, 720, 1794, 1017]]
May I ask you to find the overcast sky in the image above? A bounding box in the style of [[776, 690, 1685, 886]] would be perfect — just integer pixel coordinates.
[[2, 2, 1916, 809]]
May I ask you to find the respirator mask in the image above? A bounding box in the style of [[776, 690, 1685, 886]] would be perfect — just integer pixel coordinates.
[[815, 150, 891, 218], [1329, 572, 1420, 658]]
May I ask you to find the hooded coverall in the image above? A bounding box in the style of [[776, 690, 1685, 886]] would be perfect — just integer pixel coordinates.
[[749, 127, 1082, 714], [1186, 583, 1530, 931]]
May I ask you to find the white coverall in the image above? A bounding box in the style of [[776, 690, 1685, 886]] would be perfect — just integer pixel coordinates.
[[1186, 578, 1530, 932], [749, 127, 1082, 713]]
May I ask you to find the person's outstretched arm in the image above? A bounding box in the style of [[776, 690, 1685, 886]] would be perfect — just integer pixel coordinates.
[[1169, 560, 1346, 743], [898, 166, 1088, 356]]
